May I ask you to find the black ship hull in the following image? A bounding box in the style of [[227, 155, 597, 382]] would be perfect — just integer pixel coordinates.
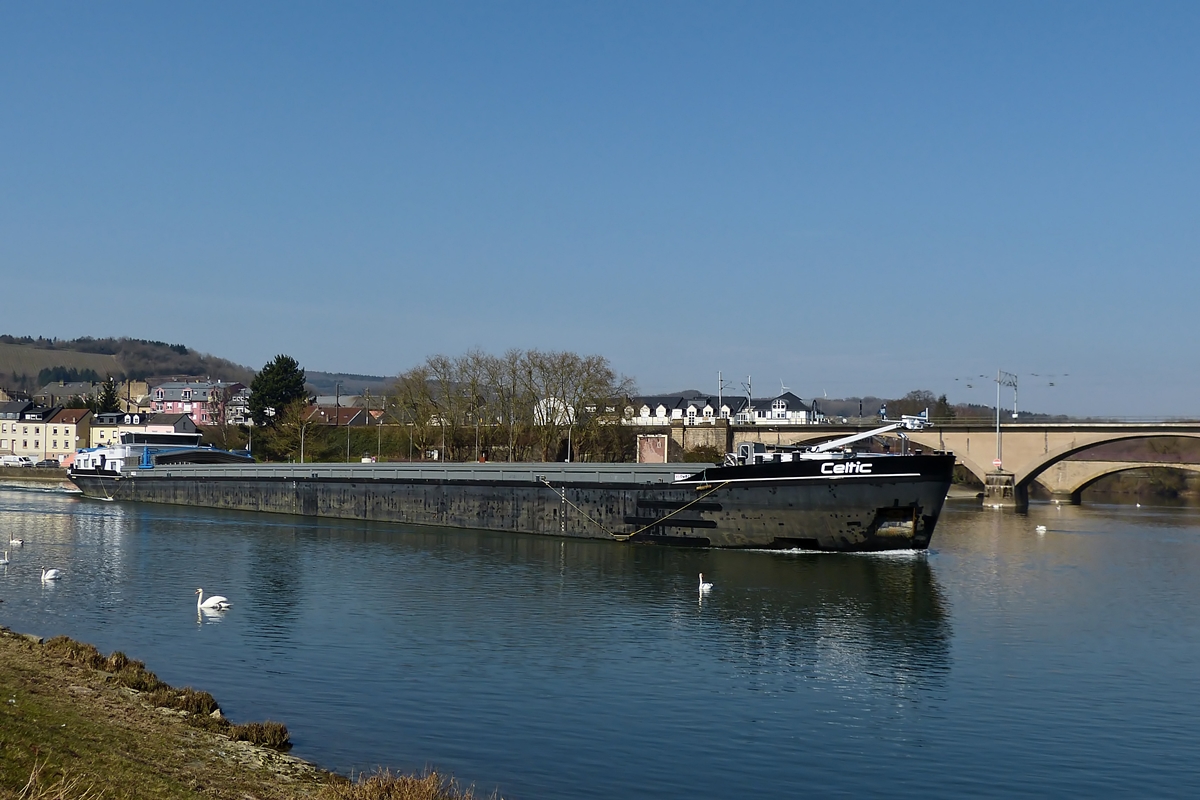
[[69, 454, 955, 551]]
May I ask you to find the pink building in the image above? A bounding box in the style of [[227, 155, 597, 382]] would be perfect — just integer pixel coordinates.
[[150, 381, 245, 427]]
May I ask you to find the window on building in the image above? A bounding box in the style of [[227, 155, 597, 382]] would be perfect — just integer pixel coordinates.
[[53, 440, 58, 448], [22, 440, 27, 448], [772, 399, 787, 419]]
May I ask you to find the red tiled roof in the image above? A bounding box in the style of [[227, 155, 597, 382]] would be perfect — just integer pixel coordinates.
[[46, 408, 91, 425], [303, 406, 368, 425]]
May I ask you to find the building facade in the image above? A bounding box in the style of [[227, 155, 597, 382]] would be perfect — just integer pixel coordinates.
[[624, 391, 818, 427], [89, 411, 153, 448], [150, 381, 246, 427], [3, 405, 61, 462], [0, 401, 33, 455], [43, 408, 92, 464]]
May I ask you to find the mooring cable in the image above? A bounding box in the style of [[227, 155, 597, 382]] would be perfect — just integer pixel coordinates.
[[538, 477, 730, 541]]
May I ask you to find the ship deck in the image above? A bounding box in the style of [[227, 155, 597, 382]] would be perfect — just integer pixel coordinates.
[[109, 461, 706, 485]]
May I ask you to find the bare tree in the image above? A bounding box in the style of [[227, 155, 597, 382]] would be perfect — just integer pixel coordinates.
[[394, 365, 440, 460], [207, 385, 235, 449], [272, 398, 319, 463], [392, 348, 632, 463]]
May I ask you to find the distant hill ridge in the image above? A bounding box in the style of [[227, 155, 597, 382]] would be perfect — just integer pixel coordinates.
[[0, 334, 395, 397], [0, 335, 255, 393]]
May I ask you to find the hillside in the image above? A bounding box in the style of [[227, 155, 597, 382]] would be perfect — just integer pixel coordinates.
[[0, 342, 122, 392], [0, 336, 254, 393]]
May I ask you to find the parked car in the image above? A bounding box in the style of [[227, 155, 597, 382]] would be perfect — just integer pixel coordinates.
[[1, 455, 35, 468], [35, 459, 61, 469]]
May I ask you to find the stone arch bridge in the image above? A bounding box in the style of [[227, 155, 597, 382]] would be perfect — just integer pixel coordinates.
[[672, 422, 1200, 508]]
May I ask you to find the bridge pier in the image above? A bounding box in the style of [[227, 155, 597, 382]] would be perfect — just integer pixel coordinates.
[[1049, 491, 1081, 505], [983, 471, 1028, 510]]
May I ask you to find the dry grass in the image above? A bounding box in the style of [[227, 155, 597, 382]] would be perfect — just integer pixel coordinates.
[[229, 720, 292, 749], [318, 769, 490, 800], [18, 761, 104, 800]]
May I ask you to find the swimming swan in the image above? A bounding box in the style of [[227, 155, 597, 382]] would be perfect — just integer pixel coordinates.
[[699, 573, 713, 593], [195, 588, 231, 610], [8, 536, 22, 547], [41, 567, 61, 581], [0, 551, 8, 566]]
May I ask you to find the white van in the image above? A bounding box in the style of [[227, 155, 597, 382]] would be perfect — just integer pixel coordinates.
[[1, 455, 34, 468]]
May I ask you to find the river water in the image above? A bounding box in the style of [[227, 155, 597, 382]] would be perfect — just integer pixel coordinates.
[[1, 484, 1198, 798]]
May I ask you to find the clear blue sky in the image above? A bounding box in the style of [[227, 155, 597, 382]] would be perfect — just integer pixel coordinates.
[[3, 2, 1197, 416]]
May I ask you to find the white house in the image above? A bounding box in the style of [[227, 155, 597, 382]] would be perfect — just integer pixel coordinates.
[[624, 392, 818, 426]]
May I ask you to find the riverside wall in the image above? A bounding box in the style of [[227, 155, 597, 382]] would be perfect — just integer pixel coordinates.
[[0, 466, 71, 483]]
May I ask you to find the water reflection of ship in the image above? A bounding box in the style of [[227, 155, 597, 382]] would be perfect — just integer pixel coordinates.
[[691, 553, 951, 694], [315, 519, 950, 684]]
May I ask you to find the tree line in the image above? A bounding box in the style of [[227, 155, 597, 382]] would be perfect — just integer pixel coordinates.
[[390, 349, 635, 462], [241, 350, 637, 463]]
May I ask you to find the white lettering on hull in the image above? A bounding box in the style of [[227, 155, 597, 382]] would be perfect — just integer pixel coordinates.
[[821, 461, 873, 475]]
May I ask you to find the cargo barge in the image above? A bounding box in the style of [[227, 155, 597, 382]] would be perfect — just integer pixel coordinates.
[[69, 420, 955, 551]]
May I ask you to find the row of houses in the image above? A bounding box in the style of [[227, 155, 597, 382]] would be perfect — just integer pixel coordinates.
[[149, 380, 251, 425], [622, 391, 822, 426], [0, 402, 199, 464], [0, 396, 378, 464], [28, 378, 253, 427]]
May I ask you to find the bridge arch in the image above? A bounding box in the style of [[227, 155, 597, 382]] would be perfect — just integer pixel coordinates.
[[1074, 463, 1200, 496], [1015, 432, 1200, 494], [1036, 461, 1200, 504]]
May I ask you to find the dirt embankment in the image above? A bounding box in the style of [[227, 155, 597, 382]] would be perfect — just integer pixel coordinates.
[[0, 629, 488, 799]]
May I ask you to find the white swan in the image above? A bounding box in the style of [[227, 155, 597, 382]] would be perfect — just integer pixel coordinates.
[[195, 588, 231, 610], [41, 567, 62, 581], [698, 573, 713, 594], [8, 536, 22, 547], [1035, 525, 1047, 533], [0, 551, 8, 566]]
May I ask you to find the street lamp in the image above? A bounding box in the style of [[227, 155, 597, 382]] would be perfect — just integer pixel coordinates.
[[994, 371, 1017, 468]]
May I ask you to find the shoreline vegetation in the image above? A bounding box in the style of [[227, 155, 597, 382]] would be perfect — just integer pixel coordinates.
[[0, 629, 491, 799]]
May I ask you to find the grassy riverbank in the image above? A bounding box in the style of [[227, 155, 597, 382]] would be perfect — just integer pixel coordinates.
[[0, 629, 487, 799]]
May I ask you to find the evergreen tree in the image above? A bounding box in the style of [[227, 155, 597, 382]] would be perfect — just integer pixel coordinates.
[[933, 394, 956, 422], [88, 377, 122, 414], [249, 355, 307, 427]]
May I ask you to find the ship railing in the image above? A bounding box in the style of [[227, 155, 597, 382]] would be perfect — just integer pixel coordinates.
[[139, 461, 705, 485]]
